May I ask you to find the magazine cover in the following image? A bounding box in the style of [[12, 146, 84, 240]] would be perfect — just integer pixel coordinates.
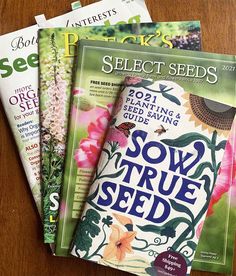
[[0, 0, 151, 217], [40, 22, 201, 245], [40, 17, 154, 246], [70, 75, 235, 276], [192, 121, 236, 274], [51, 22, 202, 252]]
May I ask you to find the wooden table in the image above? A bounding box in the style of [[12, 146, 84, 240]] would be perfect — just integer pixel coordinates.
[[0, 0, 235, 275]]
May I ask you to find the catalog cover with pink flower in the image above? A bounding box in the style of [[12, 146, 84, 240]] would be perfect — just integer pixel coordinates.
[[70, 77, 236, 276], [39, 22, 202, 249], [192, 121, 236, 274]]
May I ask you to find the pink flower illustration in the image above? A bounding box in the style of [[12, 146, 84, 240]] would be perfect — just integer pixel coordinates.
[[106, 127, 128, 148], [73, 87, 84, 95], [88, 111, 110, 141], [125, 76, 143, 86], [74, 138, 101, 168], [196, 221, 204, 239], [229, 125, 236, 206], [74, 105, 113, 168], [230, 181, 236, 206], [207, 134, 235, 216], [42, 74, 67, 143], [59, 200, 66, 219]]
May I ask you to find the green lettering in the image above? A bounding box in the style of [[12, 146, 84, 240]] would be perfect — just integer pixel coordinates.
[[0, 58, 13, 78], [128, 15, 141, 24], [27, 53, 39, 67], [13, 58, 27, 72]]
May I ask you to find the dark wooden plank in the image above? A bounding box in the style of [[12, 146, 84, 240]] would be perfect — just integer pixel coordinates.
[[0, 0, 235, 275]]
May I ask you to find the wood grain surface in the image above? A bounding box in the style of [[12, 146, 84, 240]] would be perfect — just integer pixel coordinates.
[[0, 0, 235, 275]]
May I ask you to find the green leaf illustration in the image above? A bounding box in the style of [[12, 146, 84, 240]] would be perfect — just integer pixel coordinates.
[[164, 217, 192, 229], [165, 218, 195, 242], [145, 266, 156, 276], [114, 152, 122, 169], [201, 175, 211, 201], [110, 118, 117, 126], [162, 92, 181, 106], [161, 133, 211, 147], [216, 162, 221, 172], [138, 217, 194, 238], [189, 162, 214, 179], [187, 241, 197, 251], [102, 148, 111, 159], [169, 200, 194, 222], [145, 261, 156, 276], [87, 186, 105, 212], [215, 140, 227, 151], [98, 167, 125, 179], [159, 84, 167, 91], [73, 209, 101, 253], [137, 224, 163, 234]]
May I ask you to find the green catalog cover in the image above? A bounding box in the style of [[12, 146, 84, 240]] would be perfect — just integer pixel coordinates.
[[70, 74, 235, 276], [39, 21, 201, 245], [56, 39, 236, 258], [192, 121, 236, 275]]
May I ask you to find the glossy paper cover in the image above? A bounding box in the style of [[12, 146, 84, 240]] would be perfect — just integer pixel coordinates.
[[192, 121, 236, 274], [56, 40, 236, 256], [50, 22, 201, 252], [39, 3, 152, 243], [71, 74, 235, 275]]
